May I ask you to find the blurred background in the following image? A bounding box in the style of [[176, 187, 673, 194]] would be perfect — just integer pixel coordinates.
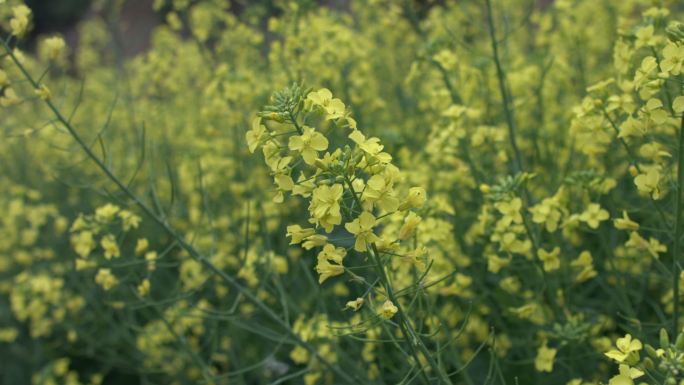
[[22, 0, 451, 58]]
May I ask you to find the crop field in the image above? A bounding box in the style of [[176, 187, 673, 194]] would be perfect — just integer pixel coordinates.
[[2, 0, 684, 384]]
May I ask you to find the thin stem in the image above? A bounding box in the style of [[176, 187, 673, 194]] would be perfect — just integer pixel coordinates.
[[485, 0, 524, 174], [1, 39, 353, 384], [342, 176, 453, 385], [673, 112, 684, 337], [601, 106, 672, 231]]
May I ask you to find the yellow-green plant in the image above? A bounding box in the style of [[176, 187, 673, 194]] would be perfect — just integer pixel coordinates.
[[3, 0, 684, 384]]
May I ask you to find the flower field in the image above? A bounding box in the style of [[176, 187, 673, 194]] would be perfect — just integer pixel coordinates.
[[2, 0, 684, 384]]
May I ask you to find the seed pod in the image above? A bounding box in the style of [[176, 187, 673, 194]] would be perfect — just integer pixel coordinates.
[[645, 344, 659, 359], [643, 357, 654, 370], [675, 332, 684, 350], [661, 328, 670, 348]]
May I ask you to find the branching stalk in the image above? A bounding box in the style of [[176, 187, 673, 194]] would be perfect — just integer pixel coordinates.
[[1, 39, 354, 384]]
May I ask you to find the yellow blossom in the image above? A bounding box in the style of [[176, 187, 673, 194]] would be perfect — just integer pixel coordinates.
[[345, 297, 364, 311], [100, 234, 120, 260], [495, 198, 523, 226], [398, 212, 421, 240], [608, 364, 644, 385], [345, 211, 380, 252], [363, 174, 399, 212], [538, 247, 561, 272], [246, 117, 268, 153], [579, 203, 609, 229], [398, 187, 427, 211], [307, 88, 345, 119], [137, 279, 150, 297], [534, 341, 557, 372], [614, 211, 639, 231], [661, 42, 684, 75], [379, 300, 398, 319], [286, 225, 316, 244], [71, 231, 95, 258], [605, 334, 642, 364], [135, 238, 149, 255], [288, 126, 328, 165], [94, 269, 118, 291], [315, 243, 346, 283], [309, 184, 343, 232], [634, 167, 661, 199], [570, 251, 597, 283], [42, 36, 66, 60], [10, 5, 31, 37]]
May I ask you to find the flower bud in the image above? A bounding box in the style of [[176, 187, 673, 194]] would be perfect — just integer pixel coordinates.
[[479, 184, 491, 194]]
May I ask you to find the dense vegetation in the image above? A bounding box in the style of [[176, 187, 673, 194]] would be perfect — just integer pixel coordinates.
[[2, 0, 684, 384]]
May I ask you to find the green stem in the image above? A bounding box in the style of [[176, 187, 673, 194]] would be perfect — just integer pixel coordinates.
[[2, 39, 354, 384], [673, 112, 684, 337], [343, 176, 453, 384], [601, 106, 672, 231], [485, 0, 524, 174]]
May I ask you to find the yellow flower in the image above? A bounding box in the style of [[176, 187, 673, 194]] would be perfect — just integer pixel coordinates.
[[308, 184, 343, 232], [95, 203, 120, 222], [635, 25, 657, 48], [486, 254, 511, 273], [398, 187, 427, 211], [579, 203, 609, 229], [307, 88, 345, 119], [286, 225, 316, 244], [605, 334, 642, 364], [137, 279, 150, 297], [348, 130, 392, 164], [634, 56, 658, 89], [634, 168, 661, 199], [145, 251, 158, 272], [94, 268, 118, 291], [570, 251, 597, 283], [0, 87, 21, 107], [495, 198, 523, 226], [538, 247, 561, 272], [288, 126, 328, 165], [529, 198, 562, 232], [345, 297, 364, 311], [661, 42, 684, 76], [119, 210, 141, 231], [618, 117, 646, 139], [674, 96, 684, 114], [534, 341, 557, 372], [9, 5, 31, 37], [302, 234, 328, 250], [315, 243, 346, 284], [345, 211, 380, 252], [625, 231, 667, 259], [363, 174, 399, 212], [608, 364, 644, 385], [614, 211, 639, 231], [135, 238, 149, 255], [245, 117, 267, 153], [71, 231, 95, 258], [35, 85, 51, 101], [100, 234, 120, 260], [497, 232, 531, 254], [42, 36, 66, 60], [379, 300, 398, 319], [398, 212, 421, 240]]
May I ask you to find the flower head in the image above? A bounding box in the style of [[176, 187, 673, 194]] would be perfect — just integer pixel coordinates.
[[379, 300, 398, 319], [345, 211, 380, 252], [288, 126, 328, 165]]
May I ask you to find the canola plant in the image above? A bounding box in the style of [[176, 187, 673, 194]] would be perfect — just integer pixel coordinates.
[[2, 0, 684, 384]]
